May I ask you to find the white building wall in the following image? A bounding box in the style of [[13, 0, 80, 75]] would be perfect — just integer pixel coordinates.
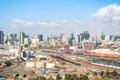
[[46, 63, 55, 68]]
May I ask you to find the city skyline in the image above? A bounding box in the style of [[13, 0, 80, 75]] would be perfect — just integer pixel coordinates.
[[1, 0, 120, 36], [0, 1, 120, 79]]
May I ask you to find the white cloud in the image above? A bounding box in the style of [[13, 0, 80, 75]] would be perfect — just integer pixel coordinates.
[[89, 4, 120, 34], [49, 22, 57, 26], [10, 19, 81, 29], [74, 19, 82, 24], [39, 22, 48, 26], [91, 4, 120, 21], [9, 15, 120, 35], [112, 16, 120, 20], [61, 20, 69, 23], [10, 19, 57, 28]]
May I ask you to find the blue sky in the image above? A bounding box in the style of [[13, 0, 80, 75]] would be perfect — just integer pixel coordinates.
[[0, 0, 120, 36]]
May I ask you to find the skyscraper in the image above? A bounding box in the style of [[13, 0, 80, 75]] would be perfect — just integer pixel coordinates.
[[20, 32, 25, 46], [98, 31, 105, 42], [37, 34, 43, 42], [79, 31, 90, 42], [0, 31, 4, 44], [67, 33, 75, 46], [20, 31, 29, 46]]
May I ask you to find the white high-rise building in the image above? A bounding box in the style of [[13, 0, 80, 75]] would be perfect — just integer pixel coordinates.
[[60, 34, 67, 45], [4, 35, 8, 44], [20, 32, 29, 46], [20, 32, 25, 46], [98, 31, 105, 42], [105, 35, 111, 41], [74, 33, 80, 44], [24, 37, 29, 45], [43, 35, 49, 43]]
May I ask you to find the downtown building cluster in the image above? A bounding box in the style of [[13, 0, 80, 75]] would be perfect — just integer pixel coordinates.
[[0, 30, 120, 50]]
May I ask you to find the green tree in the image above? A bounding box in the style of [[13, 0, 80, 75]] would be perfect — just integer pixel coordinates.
[[64, 74, 67, 80], [82, 75, 89, 80], [40, 77, 46, 80], [106, 69, 110, 77], [72, 74, 78, 80], [79, 74, 89, 80], [23, 74, 27, 77], [56, 74, 61, 80], [93, 72, 97, 76], [36, 76, 46, 80], [64, 74, 72, 80], [28, 78, 36, 80], [100, 71, 104, 78], [79, 74, 82, 80], [109, 70, 118, 79], [111, 70, 118, 76]]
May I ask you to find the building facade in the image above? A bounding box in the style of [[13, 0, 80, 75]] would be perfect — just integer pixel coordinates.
[[0, 31, 4, 44]]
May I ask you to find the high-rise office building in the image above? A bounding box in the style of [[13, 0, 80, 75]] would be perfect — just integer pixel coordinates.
[[20, 32, 25, 46], [104, 34, 120, 42], [114, 35, 120, 41], [98, 31, 105, 42], [20, 32, 29, 46], [37, 34, 43, 42], [60, 34, 67, 45], [4, 35, 8, 44], [74, 34, 79, 44], [3, 33, 17, 45], [7, 34, 14, 45], [24, 37, 29, 45], [79, 31, 90, 42], [105, 35, 110, 41], [0, 31, 4, 44], [43, 35, 49, 43], [13, 33, 17, 41], [67, 33, 75, 46]]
